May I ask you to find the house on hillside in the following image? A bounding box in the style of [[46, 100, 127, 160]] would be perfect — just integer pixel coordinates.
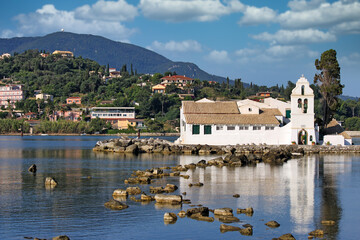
[[152, 84, 166, 94], [36, 93, 53, 102], [52, 50, 74, 57], [0, 53, 11, 59], [177, 75, 319, 145], [66, 97, 81, 105], [161, 75, 194, 88], [0, 84, 25, 108]]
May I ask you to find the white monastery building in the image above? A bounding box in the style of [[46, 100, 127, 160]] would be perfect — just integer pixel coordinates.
[[177, 75, 319, 145]]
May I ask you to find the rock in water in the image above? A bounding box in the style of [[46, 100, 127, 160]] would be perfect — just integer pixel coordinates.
[[309, 229, 324, 237], [112, 189, 128, 197], [52, 236, 70, 240], [104, 199, 129, 210], [265, 220, 280, 228], [154, 194, 182, 204], [220, 224, 241, 232], [28, 164, 37, 173], [164, 212, 177, 223], [126, 187, 141, 195], [45, 177, 57, 187], [274, 233, 296, 240], [214, 208, 233, 216]]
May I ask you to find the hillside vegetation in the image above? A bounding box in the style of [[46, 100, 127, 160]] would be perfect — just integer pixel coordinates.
[[1, 50, 359, 133], [0, 32, 228, 83]]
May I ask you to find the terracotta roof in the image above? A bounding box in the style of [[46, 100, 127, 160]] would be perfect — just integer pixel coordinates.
[[183, 100, 281, 125], [183, 101, 239, 114], [161, 75, 193, 81], [184, 110, 280, 125]]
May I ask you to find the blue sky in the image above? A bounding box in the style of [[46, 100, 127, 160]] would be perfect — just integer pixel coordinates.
[[1, 0, 360, 96]]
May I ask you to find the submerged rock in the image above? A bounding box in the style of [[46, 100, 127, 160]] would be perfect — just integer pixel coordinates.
[[240, 227, 253, 236], [220, 224, 241, 232], [265, 220, 280, 228], [273, 233, 296, 240], [309, 229, 324, 237], [52, 236, 70, 240], [104, 199, 129, 210]]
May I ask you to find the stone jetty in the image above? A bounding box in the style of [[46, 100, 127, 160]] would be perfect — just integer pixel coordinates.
[[93, 137, 360, 161]]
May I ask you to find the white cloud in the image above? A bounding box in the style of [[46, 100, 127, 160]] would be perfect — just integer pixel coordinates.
[[287, 0, 325, 12], [279, 1, 360, 29], [139, 0, 245, 22], [235, 45, 318, 63], [339, 52, 360, 66], [207, 50, 231, 63], [75, 0, 138, 22], [149, 40, 202, 52], [252, 29, 336, 45], [331, 20, 360, 34], [238, 6, 277, 25], [10, 4, 136, 41]]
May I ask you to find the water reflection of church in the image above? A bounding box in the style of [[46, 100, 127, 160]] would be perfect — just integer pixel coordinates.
[[178, 155, 349, 235]]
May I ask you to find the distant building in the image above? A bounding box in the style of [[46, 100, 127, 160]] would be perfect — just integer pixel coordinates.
[[50, 110, 82, 121], [66, 97, 81, 105], [24, 112, 37, 120], [161, 75, 194, 87], [256, 92, 272, 98], [90, 107, 136, 129], [152, 84, 166, 94], [116, 119, 146, 130], [0, 84, 25, 108], [52, 50, 74, 57], [0, 53, 11, 59], [109, 71, 121, 78], [36, 93, 53, 101]]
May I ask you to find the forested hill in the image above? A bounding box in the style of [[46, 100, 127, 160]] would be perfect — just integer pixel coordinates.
[[0, 32, 227, 83], [0, 49, 105, 99]]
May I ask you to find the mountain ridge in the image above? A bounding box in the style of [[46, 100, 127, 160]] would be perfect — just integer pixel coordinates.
[[0, 32, 228, 83]]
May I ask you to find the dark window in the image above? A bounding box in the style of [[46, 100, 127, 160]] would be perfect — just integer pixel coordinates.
[[192, 125, 200, 134], [301, 85, 305, 95], [298, 98, 302, 108], [286, 109, 291, 118], [204, 125, 211, 134]]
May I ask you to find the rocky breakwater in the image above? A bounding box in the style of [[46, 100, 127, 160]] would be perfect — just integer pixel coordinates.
[[93, 137, 314, 164]]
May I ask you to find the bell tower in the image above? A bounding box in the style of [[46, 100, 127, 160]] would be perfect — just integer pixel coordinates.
[[290, 75, 317, 145]]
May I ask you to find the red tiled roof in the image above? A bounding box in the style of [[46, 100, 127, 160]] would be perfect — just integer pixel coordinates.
[[161, 75, 193, 81]]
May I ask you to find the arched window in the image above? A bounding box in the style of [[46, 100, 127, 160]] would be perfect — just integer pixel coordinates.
[[298, 98, 302, 108], [303, 99, 308, 113], [301, 85, 305, 95]]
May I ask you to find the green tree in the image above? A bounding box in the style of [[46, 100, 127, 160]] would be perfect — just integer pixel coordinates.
[[314, 49, 344, 127]]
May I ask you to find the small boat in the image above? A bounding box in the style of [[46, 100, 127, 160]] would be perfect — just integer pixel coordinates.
[[40, 134, 49, 136]]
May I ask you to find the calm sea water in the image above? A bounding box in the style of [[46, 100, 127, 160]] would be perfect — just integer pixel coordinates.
[[0, 136, 360, 240]]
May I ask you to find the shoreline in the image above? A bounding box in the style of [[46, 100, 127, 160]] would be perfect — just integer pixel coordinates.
[[0, 132, 180, 137]]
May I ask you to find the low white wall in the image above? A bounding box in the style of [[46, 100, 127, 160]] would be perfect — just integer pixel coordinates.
[[323, 135, 345, 146], [180, 123, 292, 145]]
